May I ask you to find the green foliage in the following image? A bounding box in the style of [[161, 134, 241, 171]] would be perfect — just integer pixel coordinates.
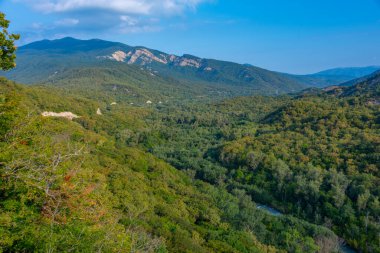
[[0, 12, 19, 71], [0, 78, 278, 252], [144, 90, 379, 252], [1, 65, 379, 252]]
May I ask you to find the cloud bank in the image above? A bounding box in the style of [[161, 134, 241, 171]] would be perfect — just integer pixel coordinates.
[[17, 0, 205, 15], [13, 0, 207, 42]]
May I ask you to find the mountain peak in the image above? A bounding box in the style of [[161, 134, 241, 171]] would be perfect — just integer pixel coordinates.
[[20, 37, 127, 52], [8, 37, 307, 95]]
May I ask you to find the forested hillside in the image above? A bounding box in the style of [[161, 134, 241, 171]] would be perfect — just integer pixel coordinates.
[[1, 69, 378, 252], [141, 74, 380, 252], [0, 32, 379, 253], [4, 37, 309, 97], [1, 77, 346, 252], [1, 1, 379, 252]]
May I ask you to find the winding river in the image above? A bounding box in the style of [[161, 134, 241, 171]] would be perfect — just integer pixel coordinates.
[[256, 204, 357, 253]]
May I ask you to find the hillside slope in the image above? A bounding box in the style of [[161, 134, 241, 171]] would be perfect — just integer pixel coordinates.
[[289, 66, 380, 88], [1, 77, 345, 252], [0, 78, 277, 252], [4, 37, 307, 97], [142, 77, 379, 252], [340, 70, 380, 98], [314, 66, 380, 79], [324, 70, 380, 101]]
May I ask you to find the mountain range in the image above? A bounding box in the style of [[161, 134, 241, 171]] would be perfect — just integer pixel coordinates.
[[5, 37, 303, 97], [4, 37, 378, 100], [291, 66, 380, 88], [324, 70, 380, 100]]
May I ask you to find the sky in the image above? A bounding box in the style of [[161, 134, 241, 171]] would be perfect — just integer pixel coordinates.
[[1, 0, 380, 74]]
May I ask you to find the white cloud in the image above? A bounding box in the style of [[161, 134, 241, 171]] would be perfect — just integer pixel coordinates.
[[120, 15, 138, 26], [55, 18, 79, 26], [17, 0, 206, 15], [118, 15, 161, 34], [119, 25, 162, 34], [14, 0, 208, 40]]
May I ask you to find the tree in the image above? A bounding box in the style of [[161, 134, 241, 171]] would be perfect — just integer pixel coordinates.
[[270, 159, 291, 200], [0, 12, 20, 70], [357, 190, 371, 211]]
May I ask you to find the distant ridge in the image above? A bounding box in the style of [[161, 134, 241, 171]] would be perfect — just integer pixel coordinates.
[[313, 66, 380, 78], [4, 37, 308, 97], [4, 37, 379, 95], [20, 37, 128, 52], [339, 69, 380, 87], [289, 66, 380, 88], [340, 70, 380, 98], [323, 70, 380, 101]]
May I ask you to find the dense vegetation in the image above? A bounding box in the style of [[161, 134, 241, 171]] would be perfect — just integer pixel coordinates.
[[142, 83, 379, 252], [1, 70, 378, 252], [0, 12, 19, 70], [2, 77, 347, 252], [0, 35, 379, 252]]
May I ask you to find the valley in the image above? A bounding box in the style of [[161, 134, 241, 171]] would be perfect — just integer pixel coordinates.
[[0, 31, 379, 253], [1, 42, 379, 251]]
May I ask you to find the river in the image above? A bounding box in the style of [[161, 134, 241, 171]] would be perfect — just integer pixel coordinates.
[[256, 204, 358, 253]]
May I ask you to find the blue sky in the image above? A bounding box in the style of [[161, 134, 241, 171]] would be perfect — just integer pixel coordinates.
[[1, 0, 380, 74]]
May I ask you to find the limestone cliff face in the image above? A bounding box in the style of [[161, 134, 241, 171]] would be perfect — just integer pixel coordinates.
[[111, 51, 127, 62], [102, 49, 206, 70]]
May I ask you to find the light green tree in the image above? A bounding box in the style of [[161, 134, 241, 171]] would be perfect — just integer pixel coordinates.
[[0, 12, 20, 70]]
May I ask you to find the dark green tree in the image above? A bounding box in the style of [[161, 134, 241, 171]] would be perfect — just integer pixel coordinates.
[[0, 12, 19, 70]]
